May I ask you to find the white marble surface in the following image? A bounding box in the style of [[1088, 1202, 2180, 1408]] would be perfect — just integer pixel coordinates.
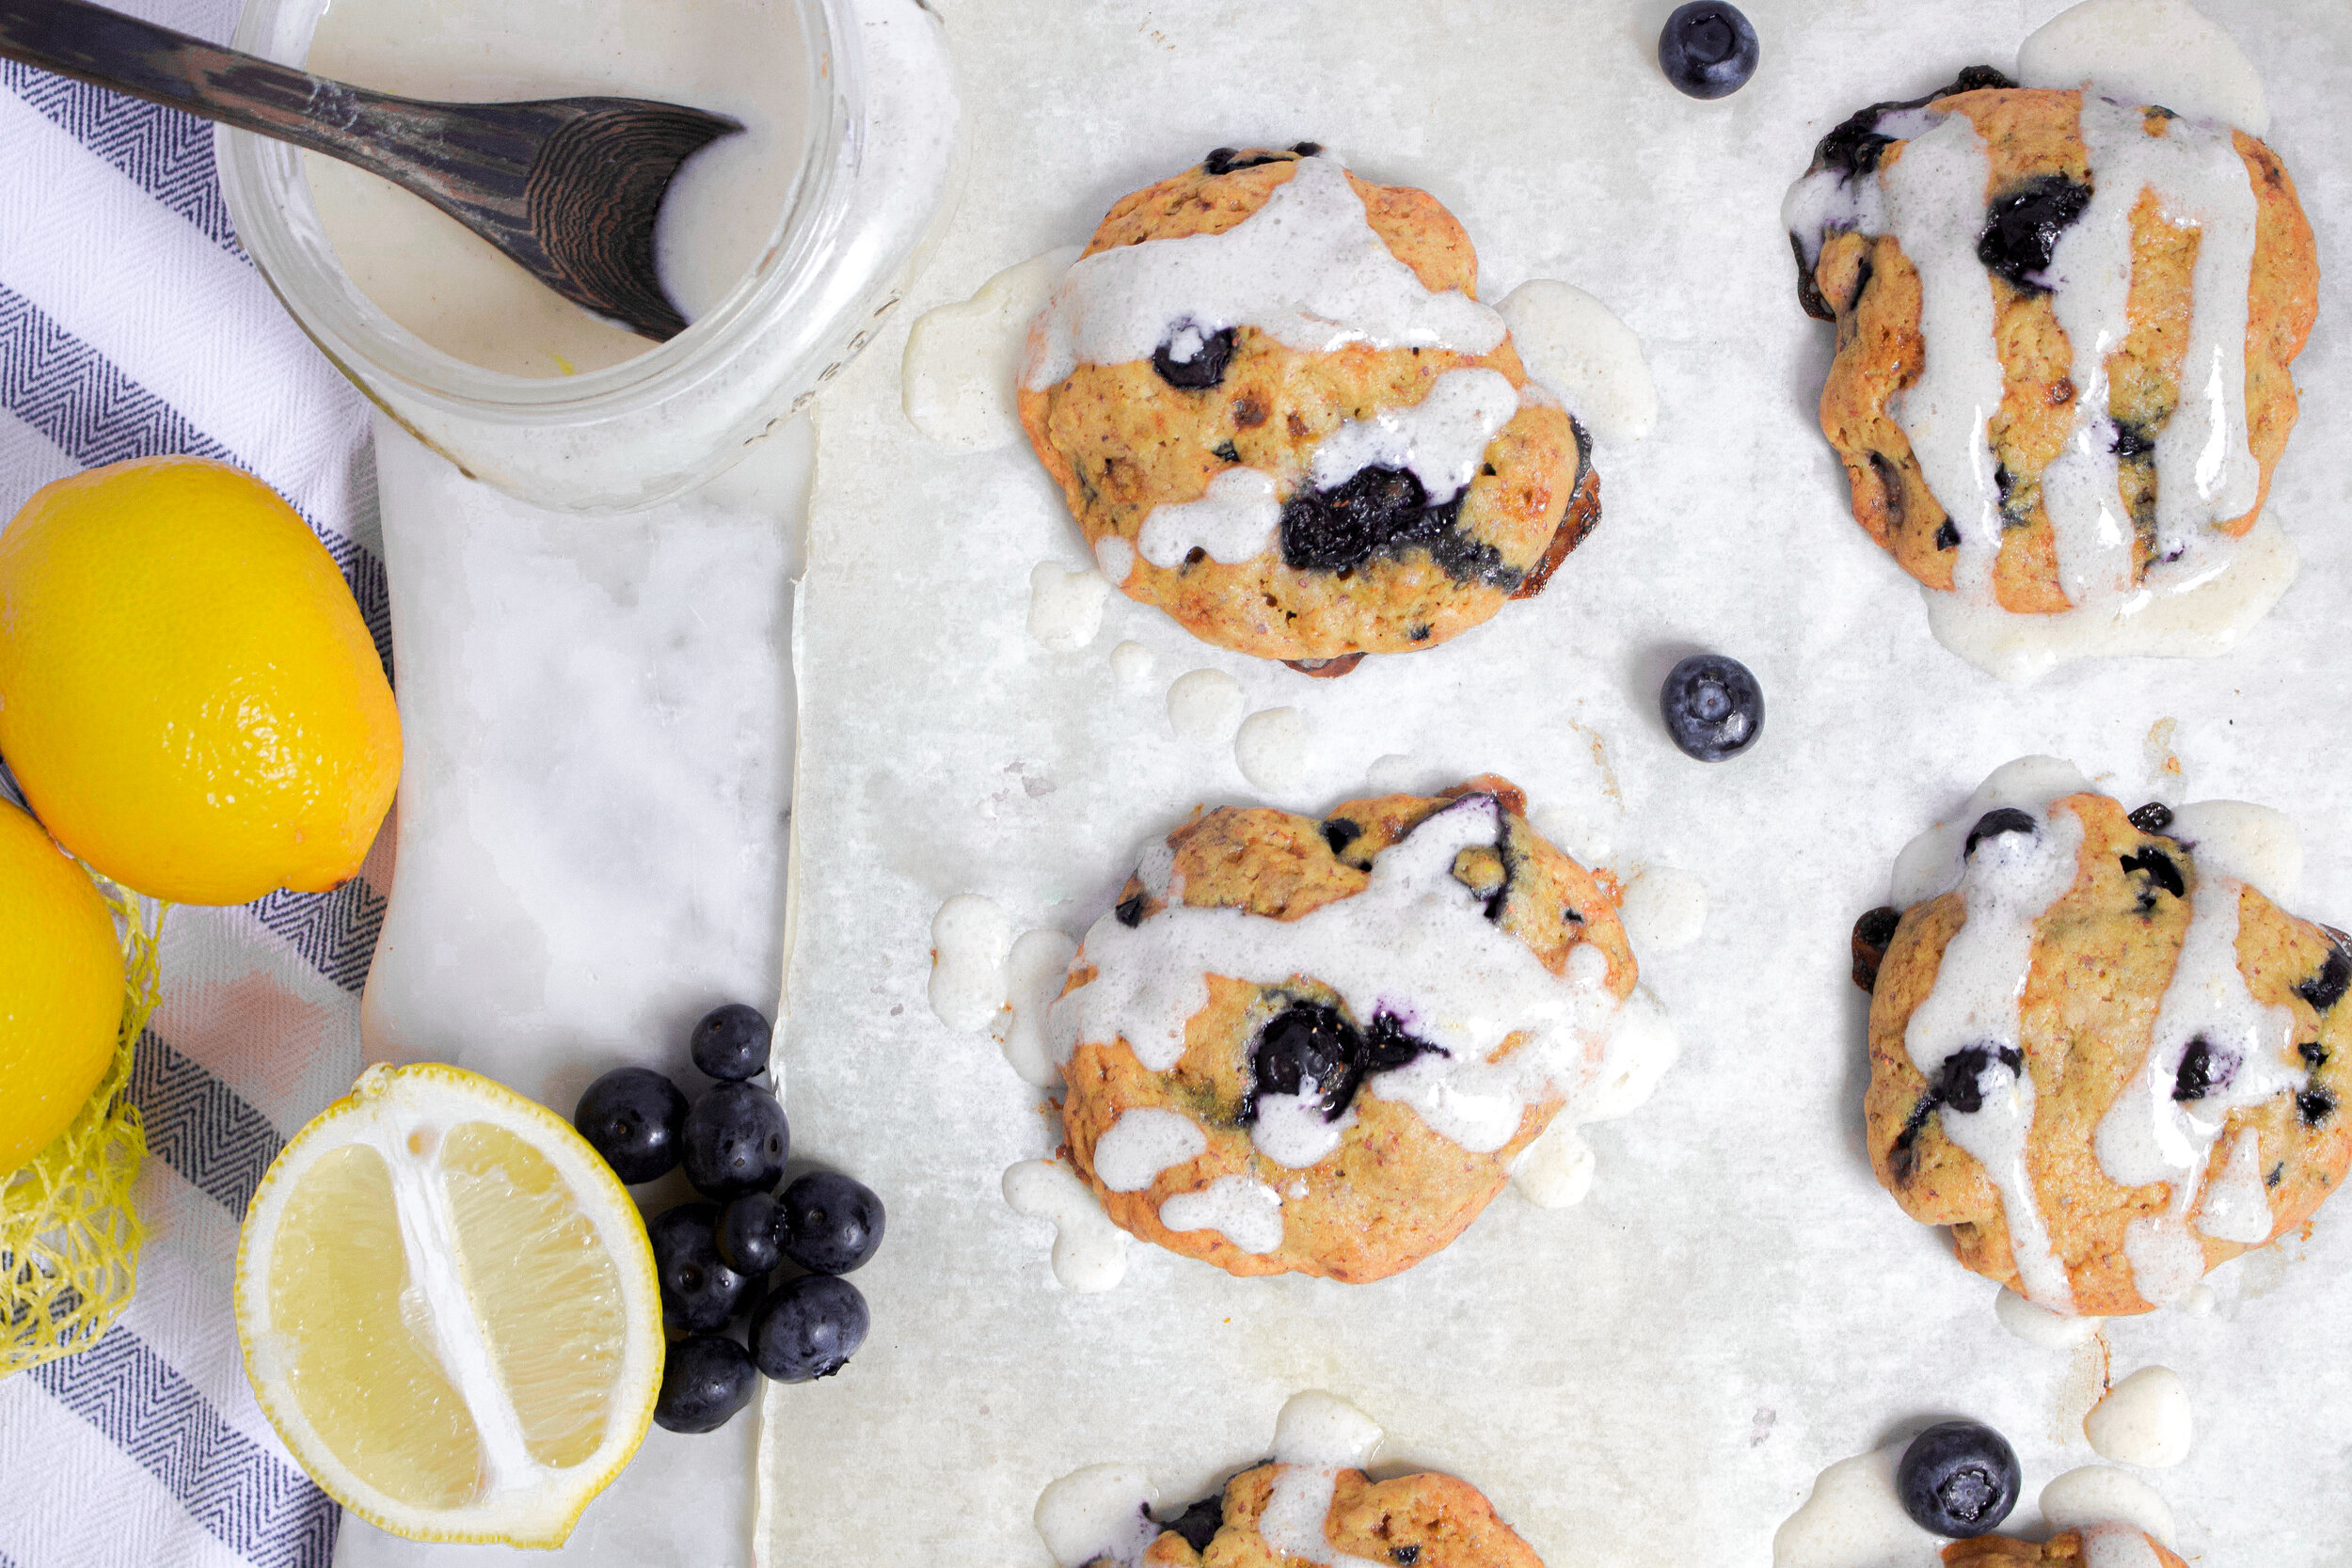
[[762, 1, 2352, 1565], [338, 413, 806, 1568]]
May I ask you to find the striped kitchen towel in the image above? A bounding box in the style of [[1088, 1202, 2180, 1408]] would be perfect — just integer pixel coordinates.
[[0, 2, 389, 1560]]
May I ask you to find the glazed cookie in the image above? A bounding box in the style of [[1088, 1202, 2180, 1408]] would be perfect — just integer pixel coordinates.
[[1945, 1524, 2185, 1567], [1784, 71, 2317, 620], [1106, 1462, 1543, 1568], [1854, 759, 2352, 1315], [1020, 146, 1598, 673], [1046, 776, 1649, 1282]]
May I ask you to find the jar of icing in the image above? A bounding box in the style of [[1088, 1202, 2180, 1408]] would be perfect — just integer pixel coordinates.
[[218, 0, 958, 512]]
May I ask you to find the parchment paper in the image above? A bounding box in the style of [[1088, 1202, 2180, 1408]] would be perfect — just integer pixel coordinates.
[[765, 1, 2352, 1562]]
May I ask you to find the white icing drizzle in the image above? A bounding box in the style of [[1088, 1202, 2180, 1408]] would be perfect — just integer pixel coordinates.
[[2085, 1364, 2193, 1468], [1166, 668, 1245, 742], [2041, 1466, 2177, 1548], [1034, 1463, 1160, 1568], [900, 245, 1081, 451], [2019, 0, 2270, 135], [1022, 155, 1504, 390], [1094, 534, 1136, 586], [1879, 109, 2009, 606], [1029, 561, 1109, 652], [2092, 875, 2302, 1301], [1261, 1394, 1387, 1568], [1092, 1108, 1208, 1193], [1047, 794, 1631, 1155], [1900, 789, 2088, 1311], [1493, 279, 1657, 444], [1233, 706, 1312, 798], [1003, 1160, 1129, 1292], [1157, 1173, 1283, 1254], [1508, 1121, 1595, 1208], [2080, 1520, 2166, 1568], [1308, 368, 1520, 497], [998, 927, 1081, 1088], [2163, 799, 2301, 904], [1995, 1285, 2105, 1348], [1770, 1446, 1944, 1568], [1251, 1090, 1354, 1169], [2196, 1125, 2273, 1243], [1136, 467, 1280, 569]]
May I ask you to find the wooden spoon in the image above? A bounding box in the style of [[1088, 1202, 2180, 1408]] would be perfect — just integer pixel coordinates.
[[0, 0, 741, 342]]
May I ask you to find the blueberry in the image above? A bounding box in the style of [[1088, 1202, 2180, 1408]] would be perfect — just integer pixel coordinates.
[[1152, 324, 1235, 390], [778, 1171, 887, 1275], [1161, 1492, 1224, 1551], [2120, 847, 2185, 899], [1658, 3, 1758, 100], [654, 1334, 758, 1434], [572, 1067, 689, 1184], [1244, 1003, 1434, 1125], [2172, 1036, 2238, 1102], [1976, 176, 2092, 293], [1659, 654, 1763, 761], [1935, 1043, 2021, 1115], [1280, 465, 1437, 572], [1851, 906, 1901, 994], [716, 1191, 787, 1277], [681, 1081, 789, 1201], [2296, 945, 2351, 1012], [1963, 808, 2038, 858], [2127, 800, 2174, 833], [691, 1003, 772, 1082], [647, 1203, 754, 1334], [751, 1275, 869, 1382], [1896, 1420, 2020, 1538]]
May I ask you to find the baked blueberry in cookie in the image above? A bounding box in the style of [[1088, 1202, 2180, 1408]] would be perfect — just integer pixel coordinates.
[[1858, 759, 2352, 1315], [1784, 70, 2316, 648], [1044, 774, 1665, 1282], [1019, 147, 1599, 673]]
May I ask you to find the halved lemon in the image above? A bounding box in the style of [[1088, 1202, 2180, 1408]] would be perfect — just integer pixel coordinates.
[[234, 1063, 662, 1548]]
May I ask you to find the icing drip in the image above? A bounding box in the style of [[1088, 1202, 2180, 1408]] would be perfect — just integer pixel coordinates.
[[1092, 1108, 1208, 1193], [1047, 794, 1629, 1154], [1034, 1464, 1159, 1568], [1022, 155, 1504, 390], [1137, 467, 1280, 568], [2094, 875, 2302, 1301], [2080, 1520, 2166, 1568], [1901, 791, 2087, 1311], [1157, 1174, 1283, 1254], [1260, 1394, 1387, 1568]]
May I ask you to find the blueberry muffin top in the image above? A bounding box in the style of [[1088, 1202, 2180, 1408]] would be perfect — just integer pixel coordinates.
[[1019, 147, 1597, 673], [1856, 759, 2352, 1316], [1046, 775, 1656, 1283], [1784, 71, 2316, 624]]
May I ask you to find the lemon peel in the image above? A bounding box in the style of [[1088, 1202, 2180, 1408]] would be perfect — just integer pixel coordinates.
[[0, 882, 162, 1378]]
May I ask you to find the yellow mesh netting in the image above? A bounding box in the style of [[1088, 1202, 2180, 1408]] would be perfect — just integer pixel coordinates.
[[1, 885, 163, 1378]]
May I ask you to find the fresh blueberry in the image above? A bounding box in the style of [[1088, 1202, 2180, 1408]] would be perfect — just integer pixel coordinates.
[[717, 1191, 787, 1277], [1896, 1419, 2020, 1538], [690, 1003, 772, 1082], [647, 1203, 754, 1334], [572, 1067, 689, 1184], [1659, 654, 1764, 761], [653, 1334, 758, 1434], [1658, 3, 1759, 100], [777, 1171, 887, 1275], [751, 1275, 869, 1382], [681, 1081, 789, 1201]]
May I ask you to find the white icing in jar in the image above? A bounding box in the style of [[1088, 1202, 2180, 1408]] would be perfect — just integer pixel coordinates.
[[222, 0, 959, 510]]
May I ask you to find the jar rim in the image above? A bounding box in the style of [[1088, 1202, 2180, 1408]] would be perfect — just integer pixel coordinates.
[[218, 0, 850, 425]]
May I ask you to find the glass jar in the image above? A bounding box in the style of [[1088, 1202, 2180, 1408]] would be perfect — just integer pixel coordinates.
[[218, 0, 958, 513]]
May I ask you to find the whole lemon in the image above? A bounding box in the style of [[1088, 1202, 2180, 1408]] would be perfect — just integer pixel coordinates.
[[0, 457, 400, 905], [0, 800, 123, 1178]]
